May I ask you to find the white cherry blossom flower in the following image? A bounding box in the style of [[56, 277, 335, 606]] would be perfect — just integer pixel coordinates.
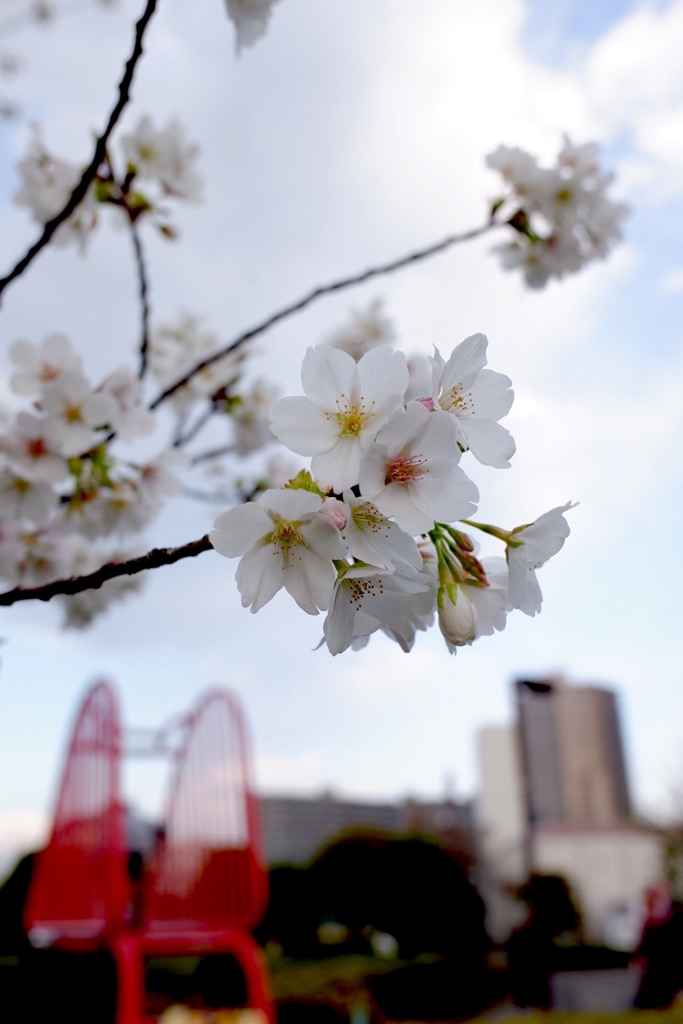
[[225, 0, 281, 54], [15, 525, 68, 586], [432, 334, 515, 468], [0, 519, 24, 583], [438, 557, 509, 653], [327, 299, 395, 362], [10, 333, 82, 396], [41, 373, 117, 456], [0, 469, 55, 524], [65, 481, 155, 539], [507, 501, 576, 615], [358, 402, 479, 535], [270, 344, 408, 493], [14, 126, 98, 251], [149, 312, 245, 408], [210, 488, 346, 615], [323, 563, 434, 656], [339, 492, 423, 574], [486, 137, 628, 288], [232, 379, 279, 455], [121, 116, 202, 201], [99, 367, 154, 442], [136, 450, 185, 503], [6, 411, 68, 484], [155, 121, 202, 201]]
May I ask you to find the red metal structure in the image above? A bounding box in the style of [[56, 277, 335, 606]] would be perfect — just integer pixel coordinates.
[[24, 681, 274, 1024]]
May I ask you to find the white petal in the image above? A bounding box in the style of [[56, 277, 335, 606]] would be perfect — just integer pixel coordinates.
[[440, 334, 488, 392], [420, 466, 479, 523], [301, 345, 358, 410], [357, 345, 409, 422], [269, 396, 337, 456], [311, 438, 362, 493], [236, 545, 283, 612], [469, 368, 514, 419], [211, 502, 272, 557], [460, 418, 516, 468]]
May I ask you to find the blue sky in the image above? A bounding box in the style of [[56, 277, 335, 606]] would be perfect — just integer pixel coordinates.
[[1, 0, 683, 875]]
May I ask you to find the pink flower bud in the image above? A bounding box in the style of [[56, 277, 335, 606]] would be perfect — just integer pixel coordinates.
[[417, 397, 435, 411], [321, 496, 348, 530]]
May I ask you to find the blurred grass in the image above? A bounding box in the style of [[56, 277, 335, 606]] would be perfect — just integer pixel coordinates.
[[268, 952, 403, 1007]]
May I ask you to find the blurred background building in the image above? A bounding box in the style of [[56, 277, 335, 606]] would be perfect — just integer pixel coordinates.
[[259, 789, 475, 865], [478, 675, 662, 946]]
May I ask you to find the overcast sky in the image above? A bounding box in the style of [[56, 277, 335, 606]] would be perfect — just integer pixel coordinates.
[[0, 0, 682, 877]]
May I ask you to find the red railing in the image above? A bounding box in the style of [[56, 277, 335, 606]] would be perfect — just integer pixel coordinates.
[[24, 681, 274, 1024]]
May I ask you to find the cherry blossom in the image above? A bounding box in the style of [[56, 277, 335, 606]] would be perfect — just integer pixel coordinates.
[[149, 312, 245, 409], [432, 334, 515, 469], [437, 557, 509, 653], [270, 344, 409, 493], [210, 488, 346, 614], [327, 299, 396, 362], [0, 469, 55, 525], [5, 411, 68, 484], [322, 562, 434, 656], [232, 379, 279, 455], [225, 0, 281, 54], [41, 373, 117, 457], [14, 126, 99, 251], [487, 136, 629, 287], [358, 402, 479, 535], [121, 116, 202, 201], [98, 368, 154, 442], [338, 492, 423, 574], [10, 333, 82, 396], [507, 502, 576, 615]]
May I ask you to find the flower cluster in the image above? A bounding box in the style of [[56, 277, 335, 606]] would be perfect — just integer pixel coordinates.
[[0, 333, 176, 624], [13, 116, 202, 250], [210, 336, 575, 655], [487, 135, 629, 288], [0, 309, 289, 624]]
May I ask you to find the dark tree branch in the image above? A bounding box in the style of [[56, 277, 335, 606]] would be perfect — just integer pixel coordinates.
[[149, 218, 497, 411], [130, 215, 150, 378], [0, 533, 212, 606], [0, 0, 158, 301]]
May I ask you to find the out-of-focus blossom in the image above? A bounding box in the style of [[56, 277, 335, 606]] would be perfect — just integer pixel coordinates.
[[14, 126, 98, 251], [10, 334, 82, 396], [121, 116, 202, 201], [224, 0, 281, 54], [327, 299, 396, 362], [487, 136, 629, 288]]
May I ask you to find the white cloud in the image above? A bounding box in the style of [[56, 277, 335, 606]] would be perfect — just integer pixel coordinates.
[[659, 266, 683, 293]]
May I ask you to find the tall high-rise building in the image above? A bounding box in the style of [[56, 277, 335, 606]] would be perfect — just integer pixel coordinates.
[[477, 676, 661, 946], [515, 676, 631, 827]]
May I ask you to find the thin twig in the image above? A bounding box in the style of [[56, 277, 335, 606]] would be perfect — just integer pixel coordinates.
[[0, 0, 158, 301], [0, 533, 212, 606], [130, 215, 150, 378], [183, 486, 237, 504], [190, 443, 235, 466], [174, 401, 215, 448], [149, 218, 497, 411]]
